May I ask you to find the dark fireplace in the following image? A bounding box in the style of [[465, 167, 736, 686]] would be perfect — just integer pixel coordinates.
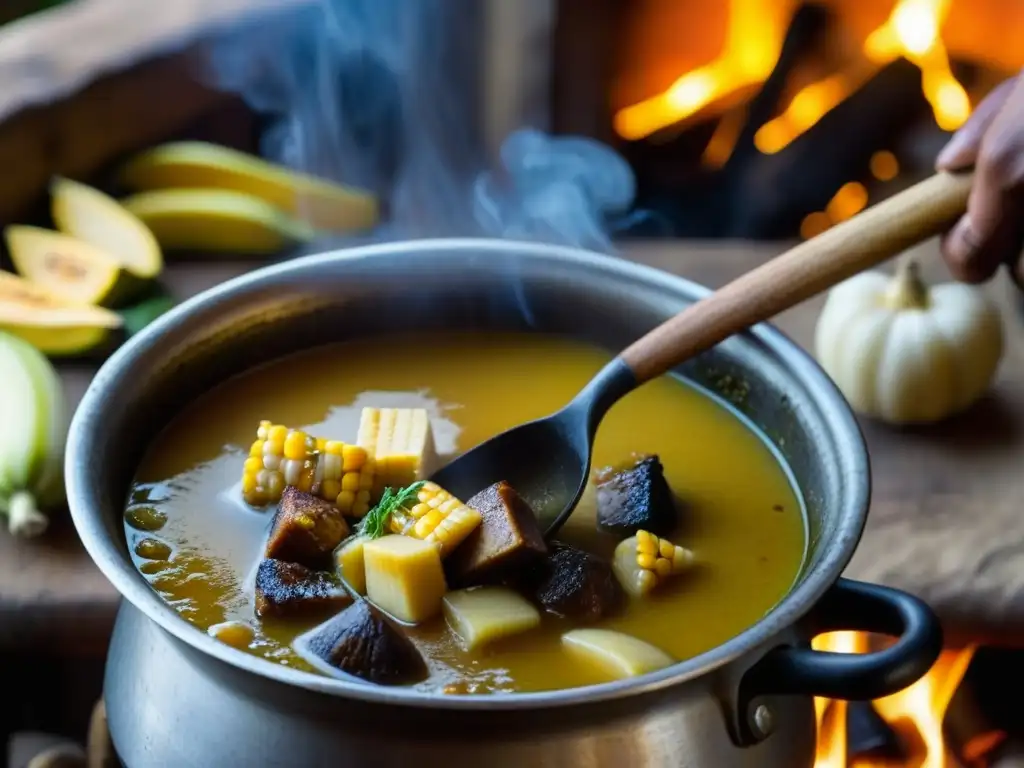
[[552, 0, 1024, 240]]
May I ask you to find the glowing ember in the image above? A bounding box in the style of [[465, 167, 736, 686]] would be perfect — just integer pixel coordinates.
[[812, 632, 984, 768], [614, 0, 973, 145]]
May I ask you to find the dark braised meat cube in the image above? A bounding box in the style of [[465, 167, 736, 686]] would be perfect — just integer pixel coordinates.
[[294, 598, 427, 686], [445, 481, 548, 587], [529, 543, 623, 623], [254, 558, 350, 619], [265, 487, 350, 568], [595, 454, 676, 538]]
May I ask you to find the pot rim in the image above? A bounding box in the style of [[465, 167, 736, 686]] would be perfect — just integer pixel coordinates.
[[66, 237, 870, 710]]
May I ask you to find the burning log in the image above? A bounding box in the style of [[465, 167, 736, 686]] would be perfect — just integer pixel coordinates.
[[846, 700, 906, 762], [944, 677, 1007, 766], [727, 56, 929, 239], [636, 1, 831, 237], [718, 2, 831, 189]]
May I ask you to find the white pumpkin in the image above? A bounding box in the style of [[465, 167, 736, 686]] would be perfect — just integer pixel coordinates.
[[814, 260, 1004, 425]]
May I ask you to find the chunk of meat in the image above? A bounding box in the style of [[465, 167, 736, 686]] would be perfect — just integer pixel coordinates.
[[527, 543, 623, 623], [445, 481, 548, 586], [254, 559, 350, 619], [595, 454, 676, 538], [294, 598, 427, 686], [265, 486, 350, 568]]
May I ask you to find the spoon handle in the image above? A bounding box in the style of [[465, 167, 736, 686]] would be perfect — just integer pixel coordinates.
[[618, 170, 974, 385]]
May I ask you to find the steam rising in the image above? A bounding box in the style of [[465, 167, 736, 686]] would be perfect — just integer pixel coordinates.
[[203, 0, 636, 251]]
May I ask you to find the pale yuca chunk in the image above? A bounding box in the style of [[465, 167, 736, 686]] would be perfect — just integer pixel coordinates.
[[363, 535, 448, 624], [442, 587, 541, 651], [335, 535, 369, 595], [359, 407, 439, 495], [561, 629, 674, 679]]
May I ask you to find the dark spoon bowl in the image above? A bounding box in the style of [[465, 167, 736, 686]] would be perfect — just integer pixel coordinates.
[[430, 358, 636, 535]]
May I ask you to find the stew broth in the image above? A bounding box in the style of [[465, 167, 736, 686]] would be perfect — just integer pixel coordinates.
[[125, 332, 805, 694]]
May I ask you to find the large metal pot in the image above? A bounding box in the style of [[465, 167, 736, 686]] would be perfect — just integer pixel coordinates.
[[66, 239, 942, 768]]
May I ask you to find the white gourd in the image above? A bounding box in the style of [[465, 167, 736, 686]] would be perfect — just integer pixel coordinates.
[[814, 260, 1004, 425]]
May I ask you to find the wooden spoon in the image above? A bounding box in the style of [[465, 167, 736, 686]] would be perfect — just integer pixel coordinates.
[[430, 171, 974, 536]]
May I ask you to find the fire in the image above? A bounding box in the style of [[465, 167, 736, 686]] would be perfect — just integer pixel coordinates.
[[812, 632, 978, 768], [614, 0, 972, 147], [613, 0, 794, 141]]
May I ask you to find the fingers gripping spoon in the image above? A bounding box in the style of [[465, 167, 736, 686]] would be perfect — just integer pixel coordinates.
[[430, 172, 974, 537]]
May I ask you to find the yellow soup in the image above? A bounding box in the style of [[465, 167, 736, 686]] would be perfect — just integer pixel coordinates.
[[125, 332, 805, 694]]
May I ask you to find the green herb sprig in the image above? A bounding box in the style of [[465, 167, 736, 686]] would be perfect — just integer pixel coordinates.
[[357, 481, 426, 539]]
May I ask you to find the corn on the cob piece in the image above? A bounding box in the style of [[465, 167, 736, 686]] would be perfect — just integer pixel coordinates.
[[358, 407, 439, 496], [387, 481, 482, 558], [612, 529, 694, 598], [241, 421, 375, 516]]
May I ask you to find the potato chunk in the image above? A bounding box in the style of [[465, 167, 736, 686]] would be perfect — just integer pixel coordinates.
[[561, 629, 674, 679], [363, 535, 447, 624], [442, 587, 541, 651], [335, 535, 368, 595]]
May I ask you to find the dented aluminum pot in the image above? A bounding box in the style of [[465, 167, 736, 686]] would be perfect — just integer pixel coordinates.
[[66, 239, 942, 768]]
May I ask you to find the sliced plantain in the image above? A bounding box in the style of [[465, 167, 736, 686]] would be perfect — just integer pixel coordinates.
[[119, 188, 317, 254], [5, 225, 143, 307], [50, 177, 163, 281], [0, 271, 123, 356], [119, 141, 379, 233]]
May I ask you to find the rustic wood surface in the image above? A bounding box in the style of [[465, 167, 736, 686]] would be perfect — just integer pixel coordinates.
[[0, 0, 301, 123], [1, 240, 1022, 652]]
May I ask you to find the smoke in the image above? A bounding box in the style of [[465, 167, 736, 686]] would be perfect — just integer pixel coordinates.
[[202, 0, 637, 251]]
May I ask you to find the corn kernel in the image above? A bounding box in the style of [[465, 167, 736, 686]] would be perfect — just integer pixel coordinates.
[[268, 425, 288, 443], [325, 440, 344, 456], [341, 472, 360, 493], [321, 480, 341, 501], [614, 530, 694, 598], [342, 445, 365, 471], [265, 473, 284, 499], [410, 502, 430, 519], [249, 440, 264, 457], [283, 430, 306, 460], [336, 490, 355, 510]]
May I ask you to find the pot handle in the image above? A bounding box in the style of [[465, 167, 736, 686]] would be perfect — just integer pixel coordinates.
[[743, 578, 943, 701]]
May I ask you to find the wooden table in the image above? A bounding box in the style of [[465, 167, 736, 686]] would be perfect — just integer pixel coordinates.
[[3, 240, 1023, 653]]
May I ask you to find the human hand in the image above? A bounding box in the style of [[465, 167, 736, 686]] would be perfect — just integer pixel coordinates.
[[935, 70, 1024, 287]]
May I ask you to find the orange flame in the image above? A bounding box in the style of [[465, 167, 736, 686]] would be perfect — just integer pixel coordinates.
[[614, 0, 793, 141], [812, 632, 979, 768], [614, 0, 972, 147]]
